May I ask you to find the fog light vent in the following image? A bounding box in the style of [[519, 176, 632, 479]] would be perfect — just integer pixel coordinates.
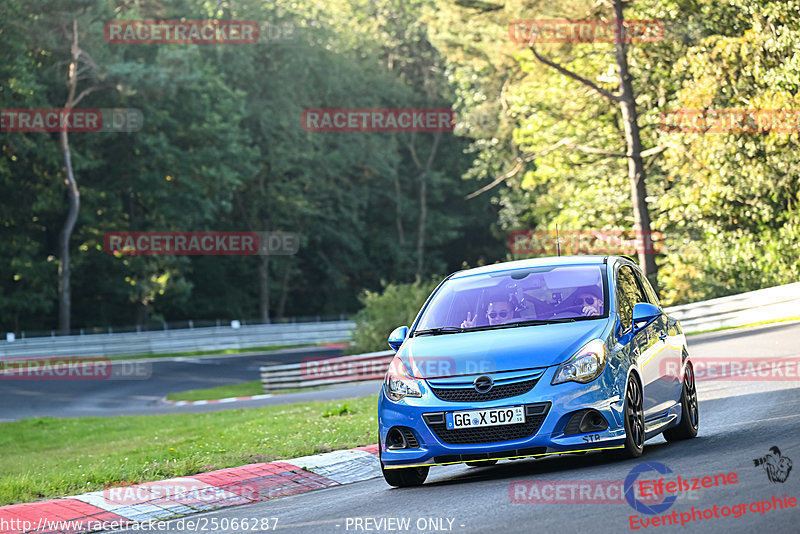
[[564, 409, 608, 435], [386, 427, 419, 449]]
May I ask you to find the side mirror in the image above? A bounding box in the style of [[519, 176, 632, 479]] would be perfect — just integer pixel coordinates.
[[387, 326, 409, 352], [632, 302, 661, 331]]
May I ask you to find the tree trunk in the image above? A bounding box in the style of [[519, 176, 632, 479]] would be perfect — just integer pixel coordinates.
[[409, 131, 441, 278], [57, 20, 83, 334], [277, 258, 291, 318], [416, 172, 427, 276], [613, 0, 658, 287], [58, 130, 80, 333], [259, 253, 270, 323], [393, 166, 405, 245]]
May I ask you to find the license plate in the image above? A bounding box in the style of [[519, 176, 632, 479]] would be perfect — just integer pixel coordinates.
[[445, 406, 525, 430]]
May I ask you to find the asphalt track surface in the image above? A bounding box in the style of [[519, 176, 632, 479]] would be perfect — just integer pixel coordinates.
[[0, 346, 387, 421], [109, 320, 800, 534]]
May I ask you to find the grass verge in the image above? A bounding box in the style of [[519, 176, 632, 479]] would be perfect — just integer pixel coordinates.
[[107, 343, 321, 361], [166, 381, 264, 402], [166, 382, 340, 402], [0, 396, 376, 506]]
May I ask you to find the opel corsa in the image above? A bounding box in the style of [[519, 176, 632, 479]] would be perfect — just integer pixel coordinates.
[[378, 256, 699, 486]]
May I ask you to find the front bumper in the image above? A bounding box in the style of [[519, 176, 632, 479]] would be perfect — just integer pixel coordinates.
[[378, 365, 627, 468]]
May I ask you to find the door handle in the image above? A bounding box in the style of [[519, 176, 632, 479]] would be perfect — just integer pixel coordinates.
[[659, 331, 667, 342]]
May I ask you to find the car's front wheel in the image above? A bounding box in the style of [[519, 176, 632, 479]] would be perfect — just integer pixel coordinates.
[[379, 447, 429, 487], [381, 464, 429, 487], [617, 374, 644, 458], [663, 363, 699, 442]]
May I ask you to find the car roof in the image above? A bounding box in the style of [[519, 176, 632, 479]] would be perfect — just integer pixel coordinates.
[[449, 255, 625, 279]]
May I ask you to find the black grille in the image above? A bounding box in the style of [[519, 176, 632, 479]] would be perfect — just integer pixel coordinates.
[[563, 409, 608, 435], [424, 403, 550, 445], [564, 410, 590, 435], [430, 378, 538, 402], [400, 428, 419, 448]]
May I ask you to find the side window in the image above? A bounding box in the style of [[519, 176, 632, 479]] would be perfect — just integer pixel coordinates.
[[633, 268, 660, 307], [616, 265, 647, 330]]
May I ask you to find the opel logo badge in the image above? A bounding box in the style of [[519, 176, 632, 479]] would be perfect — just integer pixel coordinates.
[[473, 375, 494, 393]]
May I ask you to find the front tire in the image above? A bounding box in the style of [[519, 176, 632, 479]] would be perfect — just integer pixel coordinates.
[[379, 446, 428, 487], [381, 464, 429, 487], [616, 374, 644, 458], [663, 363, 699, 442]]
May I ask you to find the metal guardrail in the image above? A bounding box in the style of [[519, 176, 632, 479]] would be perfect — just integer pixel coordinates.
[[663, 281, 800, 332], [0, 321, 355, 359], [260, 350, 393, 392], [260, 282, 800, 393]]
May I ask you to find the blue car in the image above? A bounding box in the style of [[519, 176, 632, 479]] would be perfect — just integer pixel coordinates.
[[378, 255, 698, 486]]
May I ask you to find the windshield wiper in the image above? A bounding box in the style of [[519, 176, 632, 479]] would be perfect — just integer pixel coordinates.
[[414, 326, 465, 336], [476, 318, 582, 331]]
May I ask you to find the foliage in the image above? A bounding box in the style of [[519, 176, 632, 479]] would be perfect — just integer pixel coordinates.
[[2, 0, 799, 331], [348, 277, 441, 354], [0, 0, 500, 332]]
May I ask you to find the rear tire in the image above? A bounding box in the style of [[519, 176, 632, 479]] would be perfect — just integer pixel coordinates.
[[663, 363, 699, 442], [614, 374, 644, 459], [465, 460, 498, 467]]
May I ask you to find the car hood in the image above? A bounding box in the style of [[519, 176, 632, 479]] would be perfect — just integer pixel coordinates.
[[398, 320, 609, 379]]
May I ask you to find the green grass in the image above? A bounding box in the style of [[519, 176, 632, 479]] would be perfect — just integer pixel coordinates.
[[166, 381, 264, 402], [685, 315, 800, 336], [107, 343, 320, 361], [0, 396, 376, 506], [167, 382, 338, 401]]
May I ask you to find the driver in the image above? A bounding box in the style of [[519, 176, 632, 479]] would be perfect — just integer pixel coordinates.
[[575, 288, 603, 316], [461, 299, 515, 328]]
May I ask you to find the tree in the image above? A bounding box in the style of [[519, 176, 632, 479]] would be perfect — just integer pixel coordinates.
[[57, 18, 111, 332]]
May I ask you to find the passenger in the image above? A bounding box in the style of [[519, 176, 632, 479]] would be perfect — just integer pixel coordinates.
[[461, 299, 514, 328], [575, 288, 603, 316]]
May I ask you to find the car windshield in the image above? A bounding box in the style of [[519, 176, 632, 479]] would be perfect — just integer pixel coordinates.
[[415, 264, 607, 333]]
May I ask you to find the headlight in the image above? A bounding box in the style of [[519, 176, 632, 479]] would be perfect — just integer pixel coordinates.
[[384, 357, 422, 401], [552, 339, 607, 385]]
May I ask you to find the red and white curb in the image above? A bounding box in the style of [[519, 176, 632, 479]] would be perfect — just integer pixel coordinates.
[[0, 444, 379, 534], [166, 394, 273, 407]]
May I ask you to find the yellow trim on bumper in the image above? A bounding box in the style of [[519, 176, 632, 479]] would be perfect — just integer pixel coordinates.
[[382, 445, 625, 469]]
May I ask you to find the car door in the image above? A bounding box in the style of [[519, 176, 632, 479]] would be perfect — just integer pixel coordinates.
[[633, 268, 684, 410], [616, 265, 661, 419]]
